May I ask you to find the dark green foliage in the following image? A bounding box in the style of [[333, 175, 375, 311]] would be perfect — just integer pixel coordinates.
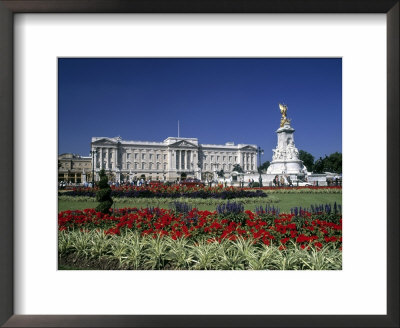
[[217, 169, 225, 178], [232, 164, 244, 173], [323, 152, 342, 174], [313, 157, 325, 173], [95, 169, 113, 214], [298, 150, 314, 171], [313, 153, 342, 174], [258, 161, 270, 173]]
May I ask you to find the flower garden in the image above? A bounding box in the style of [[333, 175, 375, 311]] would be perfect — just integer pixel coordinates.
[[62, 184, 269, 199], [58, 184, 342, 270]]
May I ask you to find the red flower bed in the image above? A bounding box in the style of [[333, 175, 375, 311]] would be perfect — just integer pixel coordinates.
[[63, 184, 267, 199], [243, 186, 342, 191], [59, 207, 342, 250]]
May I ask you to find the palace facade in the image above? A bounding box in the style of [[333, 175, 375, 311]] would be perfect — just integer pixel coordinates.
[[58, 153, 92, 183], [91, 136, 258, 182]]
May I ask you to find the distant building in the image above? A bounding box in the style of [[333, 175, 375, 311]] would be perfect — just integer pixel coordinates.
[[58, 153, 91, 184], [90, 136, 258, 182]]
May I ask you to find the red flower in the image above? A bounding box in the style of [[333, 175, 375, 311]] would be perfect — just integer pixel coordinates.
[[280, 237, 290, 245], [314, 242, 323, 249]]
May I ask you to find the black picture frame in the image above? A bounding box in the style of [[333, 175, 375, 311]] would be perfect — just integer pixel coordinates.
[[0, 1, 398, 327]]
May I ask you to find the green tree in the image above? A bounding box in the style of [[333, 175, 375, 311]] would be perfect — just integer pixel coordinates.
[[298, 150, 314, 172], [324, 152, 342, 173], [258, 161, 270, 173], [95, 169, 113, 214], [232, 164, 244, 173], [217, 169, 225, 178], [313, 157, 325, 173]]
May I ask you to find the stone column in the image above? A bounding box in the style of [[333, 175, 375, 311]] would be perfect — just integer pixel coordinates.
[[93, 148, 97, 170], [100, 148, 103, 169], [168, 150, 173, 170], [183, 150, 186, 170], [176, 150, 180, 169], [185, 150, 188, 170], [105, 149, 109, 170]]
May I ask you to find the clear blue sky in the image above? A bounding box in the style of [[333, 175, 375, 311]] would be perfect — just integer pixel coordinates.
[[58, 58, 341, 163]]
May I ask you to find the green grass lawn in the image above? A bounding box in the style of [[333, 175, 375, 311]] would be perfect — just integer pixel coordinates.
[[58, 193, 342, 213]]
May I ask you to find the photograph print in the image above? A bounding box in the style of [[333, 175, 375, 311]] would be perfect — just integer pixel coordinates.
[[58, 58, 342, 270]]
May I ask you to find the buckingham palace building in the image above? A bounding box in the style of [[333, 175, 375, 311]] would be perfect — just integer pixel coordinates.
[[90, 136, 258, 182]]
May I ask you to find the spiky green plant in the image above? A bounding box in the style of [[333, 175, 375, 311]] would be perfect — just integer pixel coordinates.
[[190, 238, 220, 270], [142, 234, 170, 270], [58, 230, 342, 270], [165, 237, 194, 270]]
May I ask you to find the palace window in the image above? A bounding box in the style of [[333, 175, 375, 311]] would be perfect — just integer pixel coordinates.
[[142, 154, 146, 160], [142, 163, 145, 169]]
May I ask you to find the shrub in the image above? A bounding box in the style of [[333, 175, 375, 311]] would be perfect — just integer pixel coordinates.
[[95, 169, 113, 214]]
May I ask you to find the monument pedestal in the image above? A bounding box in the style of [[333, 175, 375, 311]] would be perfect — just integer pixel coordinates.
[[266, 122, 307, 180], [81, 169, 87, 184]]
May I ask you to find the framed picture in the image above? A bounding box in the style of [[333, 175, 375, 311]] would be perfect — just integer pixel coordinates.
[[0, 1, 398, 327]]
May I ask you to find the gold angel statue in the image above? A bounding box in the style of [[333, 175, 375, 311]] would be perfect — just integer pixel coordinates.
[[279, 103, 291, 127]]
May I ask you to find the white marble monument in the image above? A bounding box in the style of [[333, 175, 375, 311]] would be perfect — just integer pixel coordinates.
[[266, 104, 308, 180]]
